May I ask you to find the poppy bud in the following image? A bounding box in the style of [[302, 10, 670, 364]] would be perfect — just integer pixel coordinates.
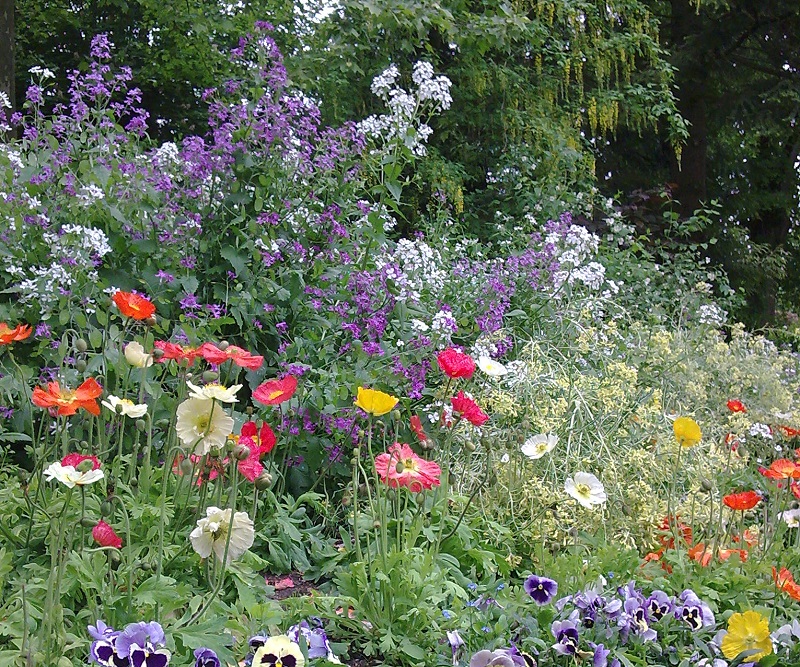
[[17, 469, 28, 483], [179, 458, 194, 475], [254, 472, 273, 490], [139, 561, 152, 571], [353, 447, 360, 456], [391, 409, 401, 421], [357, 429, 365, 439], [100, 501, 113, 516], [135, 419, 146, 432], [701, 479, 713, 492], [109, 550, 122, 567], [349, 457, 359, 466], [395, 461, 405, 474], [209, 446, 222, 458], [77, 459, 95, 472], [75, 359, 87, 373], [202, 370, 219, 383], [415, 492, 426, 504], [233, 444, 251, 460], [465, 441, 477, 452], [80, 517, 96, 528], [152, 347, 165, 360], [246, 406, 254, 415], [372, 520, 381, 529], [145, 316, 157, 327], [385, 489, 396, 501], [342, 495, 351, 507], [80, 440, 89, 449], [75, 338, 88, 353], [218, 340, 230, 351], [130, 477, 138, 487]]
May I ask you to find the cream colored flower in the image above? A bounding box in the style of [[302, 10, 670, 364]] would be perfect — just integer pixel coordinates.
[[189, 506, 255, 564], [43, 462, 104, 488], [186, 381, 241, 403], [477, 356, 508, 377], [781, 509, 800, 528], [175, 397, 234, 455], [101, 395, 148, 418], [521, 433, 558, 459], [565, 472, 606, 509], [124, 341, 153, 368]]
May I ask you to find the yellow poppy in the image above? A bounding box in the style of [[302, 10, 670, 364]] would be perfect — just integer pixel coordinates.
[[354, 387, 398, 416], [720, 610, 772, 661], [673, 416, 702, 448]]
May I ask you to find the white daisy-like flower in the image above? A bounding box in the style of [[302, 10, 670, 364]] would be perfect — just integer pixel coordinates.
[[186, 381, 241, 403], [781, 509, 800, 528], [564, 472, 607, 509], [189, 506, 255, 564], [521, 433, 558, 459], [477, 356, 508, 377], [43, 462, 104, 488], [124, 341, 153, 368], [101, 395, 148, 418], [500, 453, 510, 464], [175, 397, 234, 455]]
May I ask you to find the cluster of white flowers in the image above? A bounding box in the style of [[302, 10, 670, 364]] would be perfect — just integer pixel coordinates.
[[28, 65, 55, 79], [0, 91, 10, 109], [359, 62, 452, 157], [0, 145, 24, 171], [431, 309, 458, 336], [697, 303, 727, 327], [749, 423, 773, 440], [77, 183, 106, 206], [548, 224, 600, 268], [377, 238, 447, 302], [154, 141, 180, 166], [571, 261, 607, 291]]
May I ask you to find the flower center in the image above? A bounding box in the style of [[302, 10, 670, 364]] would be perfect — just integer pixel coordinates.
[[576, 483, 591, 497], [197, 416, 210, 431]]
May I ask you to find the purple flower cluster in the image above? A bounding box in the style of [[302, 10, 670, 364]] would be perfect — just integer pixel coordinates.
[[88, 620, 170, 667]]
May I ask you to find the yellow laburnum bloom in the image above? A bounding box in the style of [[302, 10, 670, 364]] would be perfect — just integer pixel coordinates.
[[720, 610, 772, 661], [673, 416, 702, 448], [354, 387, 398, 416]]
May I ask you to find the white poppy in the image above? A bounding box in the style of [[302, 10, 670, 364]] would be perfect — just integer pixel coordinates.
[[186, 381, 241, 403], [124, 341, 153, 368], [190, 506, 255, 564], [564, 472, 606, 509], [101, 395, 148, 418], [43, 462, 104, 488], [175, 397, 234, 455], [521, 433, 558, 460], [781, 509, 800, 528], [477, 356, 508, 377]]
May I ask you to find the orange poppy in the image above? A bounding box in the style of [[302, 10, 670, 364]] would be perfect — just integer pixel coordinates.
[[723, 490, 762, 511], [658, 514, 693, 549], [198, 343, 264, 370], [776, 425, 800, 439], [0, 323, 32, 345], [253, 376, 298, 405], [717, 548, 748, 563], [726, 399, 747, 413], [688, 543, 713, 567], [731, 527, 759, 547], [154, 341, 200, 365], [773, 567, 800, 602], [760, 459, 800, 480], [32, 377, 103, 416], [113, 290, 156, 320]]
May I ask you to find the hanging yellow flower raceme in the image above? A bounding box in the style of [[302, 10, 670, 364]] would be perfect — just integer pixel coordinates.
[[354, 387, 399, 417], [720, 610, 773, 662], [673, 416, 702, 448]]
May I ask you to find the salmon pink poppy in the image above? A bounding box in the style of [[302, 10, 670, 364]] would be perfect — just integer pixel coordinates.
[[773, 567, 800, 602], [688, 543, 713, 567], [723, 490, 762, 511], [253, 376, 298, 406], [0, 322, 32, 345], [235, 421, 277, 482], [410, 415, 429, 444], [657, 515, 693, 549], [92, 520, 123, 549], [113, 290, 156, 320], [451, 391, 489, 426], [760, 459, 800, 480], [717, 548, 748, 563], [154, 341, 201, 365], [32, 377, 103, 416], [375, 442, 441, 492], [726, 399, 747, 413], [198, 343, 264, 370], [437, 348, 476, 379]]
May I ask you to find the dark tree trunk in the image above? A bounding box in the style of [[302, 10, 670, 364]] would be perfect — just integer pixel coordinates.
[[669, 0, 708, 218], [0, 0, 13, 113]]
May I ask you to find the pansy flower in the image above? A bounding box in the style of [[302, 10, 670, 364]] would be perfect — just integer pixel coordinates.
[[523, 574, 558, 605], [674, 589, 715, 630], [32, 377, 103, 416], [251, 635, 305, 667], [0, 322, 32, 345], [437, 348, 476, 379], [551, 617, 580, 655], [254, 376, 299, 406], [198, 342, 263, 370], [113, 291, 156, 320], [375, 442, 441, 492], [193, 648, 220, 667]]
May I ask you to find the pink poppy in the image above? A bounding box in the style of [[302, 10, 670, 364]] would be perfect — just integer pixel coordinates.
[[198, 342, 263, 370], [375, 442, 441, 492]]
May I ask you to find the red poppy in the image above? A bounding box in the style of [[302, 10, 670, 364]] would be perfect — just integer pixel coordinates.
[[641, 549, 672, 574], [723, 490, 762, 511], [61, 453, 101, 470], [657, 514, 693, 549], [724, 432, 741, 451], [688, 543, 713, 567], [437, 348, 476, 379], [773, 567, 800, 602], [0, 322, 32, 345], [726, 399, 747, 413], [92, 520, 123, 549], [410, 415, 429, 443], [777, 425, 800, 439], [173, 452, 228, 486], [760, 459, 800, 480], [374, 442, 441, 492], [451, 391, 489, 426], [154, 341, 200, 365], [32, 377, 103, 416], [113, 290, 156, 320], [253, 376, 298, 406], [198, 343, 264, 370]]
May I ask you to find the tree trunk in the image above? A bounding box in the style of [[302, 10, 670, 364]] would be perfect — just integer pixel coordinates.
[[0, 0, 13, 112]]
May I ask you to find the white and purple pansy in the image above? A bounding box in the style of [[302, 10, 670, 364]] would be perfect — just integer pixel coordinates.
[[523, 574, 558, 605]]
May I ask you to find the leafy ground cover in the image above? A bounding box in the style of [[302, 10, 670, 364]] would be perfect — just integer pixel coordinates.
[[1, 28, 800, 667]]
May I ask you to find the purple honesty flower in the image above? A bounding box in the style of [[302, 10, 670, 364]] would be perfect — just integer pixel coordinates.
[[193, 647, 220, 667], [675, 590, 715, 631], [524, 574, 558, 605], [35, 322, 51, 338], [551, 615, 580, 656]]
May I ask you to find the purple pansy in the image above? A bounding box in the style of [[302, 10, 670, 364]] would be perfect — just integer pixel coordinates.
[[193, 647, 220, 667], [524, 574, 558, 605], [675, 589, 715, 631], [551, 615, 580, 656]]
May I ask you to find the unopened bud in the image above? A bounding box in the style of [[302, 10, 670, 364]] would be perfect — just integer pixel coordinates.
[[395, 461, 405, 474], [152, 348, 165, 360], [357, 429, 365, 439], [130, 477, 138, 487], [145, 316, 157, 327], [218, 340, 230, 351], [353, 447, 360, 457], [701, 479, 713, 492], [391, 409, 401, 421], [372, 520, 381, 529], [75, 338, 88, 353], [139, 561, 152, 572], [179, 458, 194, 475], [465, 441, 477, 452], [342, 495, 351, 507], [100, 501, 113, 516], [246, 406, 254, 415], [80, 440, 89, 449], [254, 473, 273, 490], [233, 444, 251, 461], [415, 492, 426, 504], [17, 469, 28, 483], [109, 550, 122, 567], [77, 459, 95, 473], [202, 370, 219, 383], [135, 419, 147, 432], [75, 359, 87, 372], [209, 447, 222, 458], [80, 517, 96, 528]]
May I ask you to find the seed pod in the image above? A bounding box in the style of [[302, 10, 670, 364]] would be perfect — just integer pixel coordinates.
[[372, 520, 381, 529], [254, 473, 273, 490], [202, 370, 219, 383], [75, 338, 88, 353]]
